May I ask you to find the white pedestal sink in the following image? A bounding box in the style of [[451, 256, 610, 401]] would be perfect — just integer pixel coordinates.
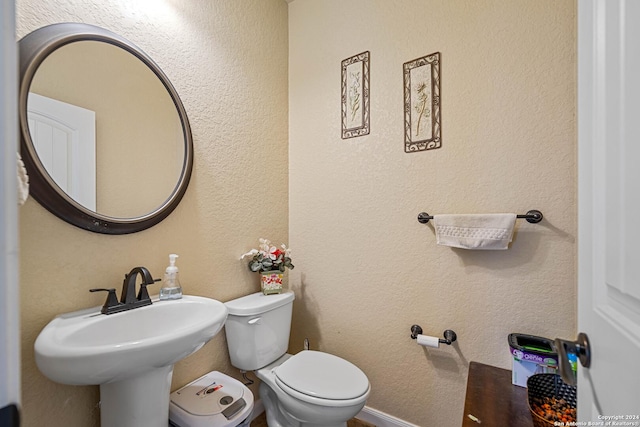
[[34, 295, 228, 427]]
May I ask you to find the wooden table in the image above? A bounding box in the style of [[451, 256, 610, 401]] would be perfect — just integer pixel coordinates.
[[462, 361, 534, 427]]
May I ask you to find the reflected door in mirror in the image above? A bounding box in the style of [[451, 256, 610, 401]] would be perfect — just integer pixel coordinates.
[[28, 93, 96, 211]]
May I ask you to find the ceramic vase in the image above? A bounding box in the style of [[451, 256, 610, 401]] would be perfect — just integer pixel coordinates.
[[260, 271, 283, 295]]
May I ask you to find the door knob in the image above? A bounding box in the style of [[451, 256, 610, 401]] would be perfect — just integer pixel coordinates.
[[554, 332, 591, 386]]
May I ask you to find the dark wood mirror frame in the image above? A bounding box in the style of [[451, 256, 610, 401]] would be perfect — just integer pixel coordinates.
[[18, 23, 193, 234]]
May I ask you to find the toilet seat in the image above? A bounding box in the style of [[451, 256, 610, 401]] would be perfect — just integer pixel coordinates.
[[274, 351, 370, 406]]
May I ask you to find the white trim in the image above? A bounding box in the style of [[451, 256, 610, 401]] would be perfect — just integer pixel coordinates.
[[250, 401, 418, 427], [355, 406, 421, 427], [0, 0, 21, 411]]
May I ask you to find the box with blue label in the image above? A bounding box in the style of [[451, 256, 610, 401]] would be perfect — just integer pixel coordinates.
[[508, 333, 559, 387]]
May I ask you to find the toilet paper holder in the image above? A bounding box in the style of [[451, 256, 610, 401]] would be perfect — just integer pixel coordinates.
[[410, 325, 457, 345]]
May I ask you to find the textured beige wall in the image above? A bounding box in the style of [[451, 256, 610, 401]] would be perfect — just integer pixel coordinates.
[[288, 1, 576, 426], [17, 1, 288, 426]]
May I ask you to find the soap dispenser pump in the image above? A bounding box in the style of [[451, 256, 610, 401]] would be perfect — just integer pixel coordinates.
[[159, 254, 182, 300]]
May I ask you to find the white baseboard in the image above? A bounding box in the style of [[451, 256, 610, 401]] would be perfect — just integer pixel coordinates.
[[355, 406, 420, 427], [251, 401, 417, 427]]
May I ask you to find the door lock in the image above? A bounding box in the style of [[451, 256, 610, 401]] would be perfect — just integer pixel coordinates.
[[554, 332, 591, 386]]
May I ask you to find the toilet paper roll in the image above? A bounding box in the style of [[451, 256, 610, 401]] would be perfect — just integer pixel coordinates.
[[416, 334, 440, 348]]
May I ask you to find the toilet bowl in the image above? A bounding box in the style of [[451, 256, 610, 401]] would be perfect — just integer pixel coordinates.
[[224, 292, 370, 427], [257, 352, 370, 427]]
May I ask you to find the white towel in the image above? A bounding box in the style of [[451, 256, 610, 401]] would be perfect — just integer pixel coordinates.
[[17, 152, 29, 206], [433, 213, 517, 250]]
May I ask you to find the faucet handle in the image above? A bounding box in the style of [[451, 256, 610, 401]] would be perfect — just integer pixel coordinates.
[[90, 288, 120, 314], [137, 278, 161, 303]]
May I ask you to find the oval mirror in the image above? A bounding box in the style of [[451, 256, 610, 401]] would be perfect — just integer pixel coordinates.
[[18, 23, 193, 234]]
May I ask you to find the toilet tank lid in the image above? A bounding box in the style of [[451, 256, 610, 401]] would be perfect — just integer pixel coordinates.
[[224, 291, 295, 316]]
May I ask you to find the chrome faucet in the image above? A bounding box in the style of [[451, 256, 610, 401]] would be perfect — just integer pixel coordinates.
[[90, 267, 159, 315]]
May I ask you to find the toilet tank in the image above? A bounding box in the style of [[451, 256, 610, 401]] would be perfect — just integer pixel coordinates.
[[224, 291, 295, 371]]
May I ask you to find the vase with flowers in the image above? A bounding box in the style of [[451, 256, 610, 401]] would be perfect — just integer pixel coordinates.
[[241, 238, 294, 295]]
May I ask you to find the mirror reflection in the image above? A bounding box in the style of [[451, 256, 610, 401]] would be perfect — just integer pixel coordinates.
[[27, 41, 184, 218]]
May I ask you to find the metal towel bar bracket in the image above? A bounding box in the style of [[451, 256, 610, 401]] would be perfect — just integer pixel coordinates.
[[417, 209, 543, 224]]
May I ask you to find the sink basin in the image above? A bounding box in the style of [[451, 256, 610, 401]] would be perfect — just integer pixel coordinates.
[[34, 295, 228, 427]]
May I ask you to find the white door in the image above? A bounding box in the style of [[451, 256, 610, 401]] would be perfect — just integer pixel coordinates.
[[27, 92, 96, 211], [0, 0, 20, 424], [577, 0, 640, 419]]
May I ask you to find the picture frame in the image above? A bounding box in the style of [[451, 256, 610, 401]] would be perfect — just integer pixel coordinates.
[[403, 52, 441, 152], [341, 51, 370, 139]]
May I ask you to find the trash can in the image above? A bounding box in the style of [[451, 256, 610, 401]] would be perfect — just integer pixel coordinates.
[[169, 371, 254, 427], [508, 333, 558, 387]]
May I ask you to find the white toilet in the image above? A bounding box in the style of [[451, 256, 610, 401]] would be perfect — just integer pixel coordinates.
[[224, 291, 370, 427]]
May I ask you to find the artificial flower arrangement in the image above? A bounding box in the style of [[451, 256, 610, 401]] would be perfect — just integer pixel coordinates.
[[241, 238, 294, 294]]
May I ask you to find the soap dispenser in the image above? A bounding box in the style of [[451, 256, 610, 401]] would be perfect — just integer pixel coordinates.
[[159, 254, 183, 300]]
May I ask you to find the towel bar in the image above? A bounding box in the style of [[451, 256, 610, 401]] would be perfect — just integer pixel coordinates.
[[417, 209, 543, 224]]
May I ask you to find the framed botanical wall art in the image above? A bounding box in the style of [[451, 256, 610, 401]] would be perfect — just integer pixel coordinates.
[[403, 52, 441, 152], [341, 51, 370, 139]]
